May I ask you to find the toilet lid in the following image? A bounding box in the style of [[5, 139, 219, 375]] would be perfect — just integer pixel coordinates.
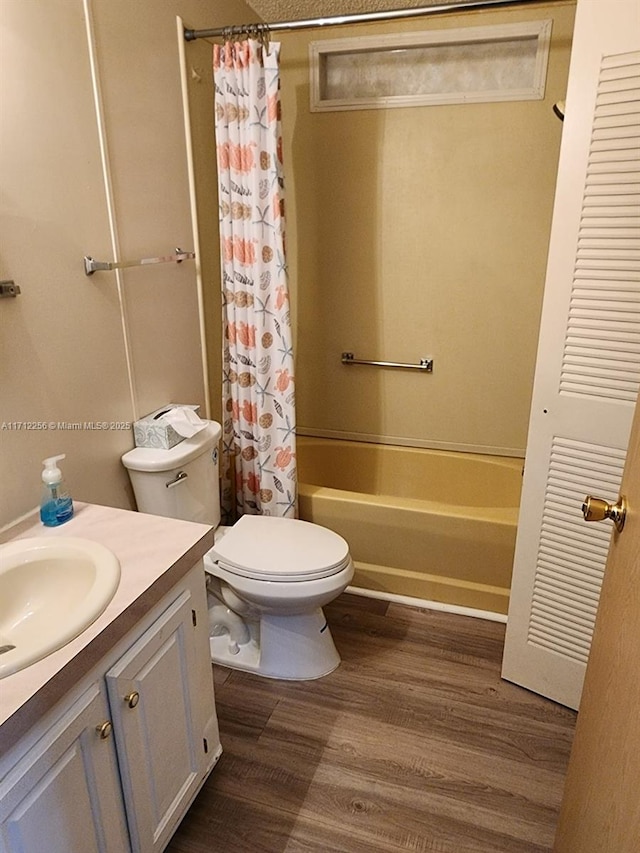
[[210, 515, 351, 582]]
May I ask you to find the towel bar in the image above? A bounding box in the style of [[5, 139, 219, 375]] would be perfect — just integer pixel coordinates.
[[84, 248, 195, 276], [341, 352, 433, 372]]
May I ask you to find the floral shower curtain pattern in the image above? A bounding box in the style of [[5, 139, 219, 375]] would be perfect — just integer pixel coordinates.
[[213, 38, 297, 521]]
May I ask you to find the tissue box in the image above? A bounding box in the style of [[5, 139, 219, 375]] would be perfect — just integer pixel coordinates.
[[133, 404, 200, 450]]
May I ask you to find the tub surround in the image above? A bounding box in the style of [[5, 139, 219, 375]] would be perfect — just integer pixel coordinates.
[[0, 502, 214, 751], [281, 3, 576, 458]]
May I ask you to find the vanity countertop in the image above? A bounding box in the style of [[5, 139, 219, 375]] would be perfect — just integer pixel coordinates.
[[0, 502, 214, 752]]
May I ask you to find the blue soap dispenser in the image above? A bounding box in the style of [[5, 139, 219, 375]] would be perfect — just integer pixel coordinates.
[[40, 454, 74, 527]]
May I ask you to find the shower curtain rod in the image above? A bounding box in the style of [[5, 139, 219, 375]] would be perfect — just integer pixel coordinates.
[[183, 0, 543, 41]]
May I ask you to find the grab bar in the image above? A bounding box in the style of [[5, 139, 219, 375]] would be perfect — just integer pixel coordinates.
[[341, 352, 433, 372], [84, 248, 195, 276]]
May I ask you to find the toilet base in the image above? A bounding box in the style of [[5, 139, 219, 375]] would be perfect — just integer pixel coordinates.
[[209, 607, 341, 680]]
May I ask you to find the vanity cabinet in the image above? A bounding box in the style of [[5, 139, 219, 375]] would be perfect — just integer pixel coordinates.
[[0, 562, 220, 853], [0, 682, 129, 853]]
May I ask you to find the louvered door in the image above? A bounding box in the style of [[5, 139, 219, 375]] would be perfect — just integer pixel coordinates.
[[502, 0, 639, 710]]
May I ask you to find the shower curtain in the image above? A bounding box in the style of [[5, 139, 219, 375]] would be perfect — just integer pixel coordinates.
[[213, 37, 297, 521]]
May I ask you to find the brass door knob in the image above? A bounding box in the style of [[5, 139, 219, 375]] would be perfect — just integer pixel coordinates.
[[96, 720, 113, 739], [124, 691, 140, 709], [582, 495, 627, 533]]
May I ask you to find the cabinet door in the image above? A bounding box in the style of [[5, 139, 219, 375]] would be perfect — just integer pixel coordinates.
[[0, 683, 129, 853], [106, 589, 208, 853]]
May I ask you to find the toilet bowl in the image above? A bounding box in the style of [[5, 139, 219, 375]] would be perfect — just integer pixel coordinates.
[[205, 514, 353, 678], [121, 422, 353, 680]]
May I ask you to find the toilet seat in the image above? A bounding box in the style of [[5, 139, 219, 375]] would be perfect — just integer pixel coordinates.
[[209, 515, 351, 582]]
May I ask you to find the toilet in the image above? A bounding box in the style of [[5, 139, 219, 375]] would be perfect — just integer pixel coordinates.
[[121, 421, 354, 680]]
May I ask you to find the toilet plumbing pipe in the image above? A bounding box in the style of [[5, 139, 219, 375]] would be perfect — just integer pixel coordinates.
[[207, 602, 250, 655], [206, 577, 250, 654]]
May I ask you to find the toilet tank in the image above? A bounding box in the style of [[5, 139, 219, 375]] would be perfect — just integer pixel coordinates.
[[121, 421, 221, 527]]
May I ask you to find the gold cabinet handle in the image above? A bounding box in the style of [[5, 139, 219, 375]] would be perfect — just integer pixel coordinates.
[[582, 495, 627, 533], [96, 720, 113, 739], [124, 691, 140, 709]]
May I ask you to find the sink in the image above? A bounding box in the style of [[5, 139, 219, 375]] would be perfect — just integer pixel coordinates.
[[0, 537, 121, 678]]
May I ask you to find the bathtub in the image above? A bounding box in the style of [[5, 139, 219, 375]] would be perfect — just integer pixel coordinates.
[[296, 437, 523, 616]]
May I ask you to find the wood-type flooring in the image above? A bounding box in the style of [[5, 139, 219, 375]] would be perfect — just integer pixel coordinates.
[[166, 593, 576, 853]]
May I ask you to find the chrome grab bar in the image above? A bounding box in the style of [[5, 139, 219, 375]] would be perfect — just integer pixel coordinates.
[[341, 352, 433, 372], [84, 248, 195, 276]]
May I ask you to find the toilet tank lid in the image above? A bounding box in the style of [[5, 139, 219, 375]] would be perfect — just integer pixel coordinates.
[[121, 421, 221, 472]]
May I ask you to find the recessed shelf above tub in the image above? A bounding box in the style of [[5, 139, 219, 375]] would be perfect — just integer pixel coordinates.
[[310, 19, 552, 112], [84, 248, 195, 276]]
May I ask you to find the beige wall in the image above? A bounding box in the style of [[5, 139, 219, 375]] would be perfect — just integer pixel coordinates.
[[0, 0, 255, 527], [280, 1, 576, 455]]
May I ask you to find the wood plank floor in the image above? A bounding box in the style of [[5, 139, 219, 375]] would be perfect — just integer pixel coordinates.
[[166, 593, 576, 853]]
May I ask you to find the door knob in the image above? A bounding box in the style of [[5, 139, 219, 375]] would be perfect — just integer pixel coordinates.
[[582, 495, 627, 533]]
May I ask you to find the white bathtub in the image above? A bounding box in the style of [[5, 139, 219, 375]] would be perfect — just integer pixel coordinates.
[[297, 437, 523, 615]]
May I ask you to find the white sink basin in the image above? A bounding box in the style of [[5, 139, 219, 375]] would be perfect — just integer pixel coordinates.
[[0, 537, 121, 678]]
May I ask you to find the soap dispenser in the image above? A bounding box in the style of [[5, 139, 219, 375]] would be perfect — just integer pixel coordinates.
[[40, 454, 74, 527]]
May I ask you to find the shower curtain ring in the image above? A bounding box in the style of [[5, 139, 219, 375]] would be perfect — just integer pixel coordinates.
[[259, 22, 271, 54], [223, 25, 243, 43]]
